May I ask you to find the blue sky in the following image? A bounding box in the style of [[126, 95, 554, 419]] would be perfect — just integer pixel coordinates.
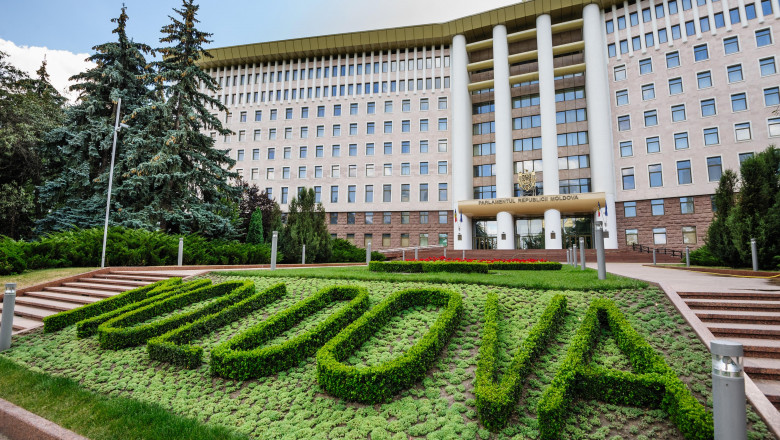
[[1, 0, 517, 99]]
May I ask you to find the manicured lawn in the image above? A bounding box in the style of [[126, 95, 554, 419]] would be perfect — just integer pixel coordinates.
[[0, 267, 97, 290], [219, 264, 647, 291], [0, 272, 772, 439]]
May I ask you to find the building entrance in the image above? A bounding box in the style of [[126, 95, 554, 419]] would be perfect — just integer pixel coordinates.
[[515, 218, 545, 249], [562, 216, 593, 249], [473, 219, 497, 249]]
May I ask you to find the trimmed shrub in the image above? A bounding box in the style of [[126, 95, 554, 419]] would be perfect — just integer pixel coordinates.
[[475, 293, 567, 431], [488, 261, 562, 271], [536, 298, 713, 440], [316, 287, 463, 403], [368, 261, 488, 274], [210, 285, 370, 379], [0, 236, 26, 275], [687, 245, 722, 267], [97, 281, 255, 350], [43, 278, 182, 333], [330, 238, 385, 263], [76, 279, 212, 338]]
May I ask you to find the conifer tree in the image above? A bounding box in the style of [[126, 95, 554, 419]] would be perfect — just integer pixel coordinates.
[[36, 6, 154, 233], [119, 0, 238, 238], [282, 188, 332, 263], [246, 210, 264, 245]]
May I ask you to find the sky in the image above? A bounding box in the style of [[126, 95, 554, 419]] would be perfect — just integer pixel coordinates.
[[1, 0, 519, 101]]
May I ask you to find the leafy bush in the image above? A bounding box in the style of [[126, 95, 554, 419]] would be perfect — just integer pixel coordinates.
[[210, 285, 369, 379], [97, 281, 255, 350], [43, 278, 182, 333], [488, 262, 562, 270], [368, 261, 488, 274], [148, 283, 287, 369], [0, 236, 26, 275], [536, 298, 712, 440], [330, 238, 385, 263], [475, 293, 567, 431], [316, 287, 463, 403], [687, 245, 722, 267]]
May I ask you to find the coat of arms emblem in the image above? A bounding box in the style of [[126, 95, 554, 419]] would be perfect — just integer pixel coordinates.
[[517, 171, 537, 193]]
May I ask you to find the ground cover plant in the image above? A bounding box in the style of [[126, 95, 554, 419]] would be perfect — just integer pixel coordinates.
[[0, 274, 773, 439]]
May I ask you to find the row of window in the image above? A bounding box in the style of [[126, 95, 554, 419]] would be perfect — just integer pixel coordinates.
[[233, 139, 449, 161], [330, 211, 451, 225], [258, 183, 449, 204], [619, 118, 780, 147], [623, 196, 700, 218], [621, 157, 725, 190], [228, 98, 448, 122], [606, 0, 774, 33], [626, 226, 698, 246], [339, 232, 449, 249], [472, 178, 592, 199], [215, 77, 452, 105], [473, 109, 588, 135], [610, 27, 774, 59], [615, 54, 776, 83], [245, 162, 450, 180], [471, 132, 589, 157]]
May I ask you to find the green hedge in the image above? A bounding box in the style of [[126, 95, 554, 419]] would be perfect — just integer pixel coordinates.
[[76, 279, 211, 338], [316, 287, 463, 403], [0, 236, 26, 275], [97, 281, 255, 350], [368, 261, 488, 274], [488, 262, 562, 271], [43, 278, 181, 333], [211, 285, 370, 379], [331, 238, 386, 263], [475, 293, 567, 431], [536, 298, 713, 440], [147, 283, 288, 369]]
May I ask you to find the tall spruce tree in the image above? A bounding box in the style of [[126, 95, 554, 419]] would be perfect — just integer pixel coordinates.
[[36, 6, 154, 233], [282, 188, 332, 263], [119, 0, 238, 238]]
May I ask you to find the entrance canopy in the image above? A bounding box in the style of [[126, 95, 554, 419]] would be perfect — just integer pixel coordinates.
[[458, 192, 606, 217]]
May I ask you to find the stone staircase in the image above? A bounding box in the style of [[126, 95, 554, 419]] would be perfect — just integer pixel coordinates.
[[0, 269, 205, 335], [680, 290, 780, 409]]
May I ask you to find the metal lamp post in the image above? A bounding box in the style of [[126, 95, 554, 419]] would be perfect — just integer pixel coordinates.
[[101, 98, 129, 268]]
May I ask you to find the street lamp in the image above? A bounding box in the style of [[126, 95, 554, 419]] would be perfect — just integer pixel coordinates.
[[101, 98, 129, 268]]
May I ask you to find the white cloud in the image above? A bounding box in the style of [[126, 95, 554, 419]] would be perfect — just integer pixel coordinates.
[[0, 38, 94, 102]]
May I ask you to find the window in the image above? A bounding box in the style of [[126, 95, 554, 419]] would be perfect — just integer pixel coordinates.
[[383, 163, 392, 176], [252, 149, 260, 161], [281, 167, 290, 179], [697, 71, 712, 89], [680, 197, 695, 214], [765, 87, 780, 106], [255, 110, 262, 121], [674, 132, 689, 150], [315, 166, 323, 178], [438, 183, 448, 201], [647, 136, 660, 153], [639, 58, 653, 74], [419, 140, 429, 153], [236, 149, 245, 161], [316, 126, 324, 137], [364, 184, 374, 203], [420, 119, 429, 132], [622, 168, 636, 190], [653, 228, 667, 245], [686, 20, 696, 36], [329, 185, 339, 203], [614, 65, 627, 81], [438, 118, 448, 131], [671, 104, 686, 121], [731, 93, 748, 112], [642, 83, 655, 100], [701, 99, 717, 117], [760, 57, 777, 76], [281, 187, 289, 205], [694, 44, 709, 61], [730, 7, 742, 24], [349, 123, 358, 136], [645, 32, 655, 47], [438, 97, 448, 109], [714, 12, 726, 28], [658, 28, 668, 44], [620, 39, 629, 53], [618, 115, 631, 131], [669, 78, 683, 95], [384, 101, 393, 113], [616, 89, 629, 106], [651, 199, 665, 216], [620, 141, 633, 157], [724, 36, 740, 54], [649, 164, 663, 187], [383, 212, 391, 224], [677, 160, 693, 184], [746, 3, 758, 19], [683, 226, 697, 245], [624, 201, 637, 217], [770, 117, 780, 137], [606, 19, 614, 33], [608, 43, 617, 57], [762, 0, 774, 15], [626, 229, 639, 246], [707, 156, 723, 181], [756, 28, 773, 47], [438, 161, 448, 175], [666, 52, 680, 68], [644, 110, 658, 126], [727, 64, 743, 83], [700, 16, 711, 32], [438, 211, 448, 224], [704, 127, 720, 145], [735, 122, 752, 141], [419, 184, 429, 202], [513, 94, 541, 108], [555, 109, 586, 124], [400, 184, 410, 202]]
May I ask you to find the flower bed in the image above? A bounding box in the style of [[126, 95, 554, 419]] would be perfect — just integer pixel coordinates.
[[368, 261, 488, 273], [376, 257, 563, 271]]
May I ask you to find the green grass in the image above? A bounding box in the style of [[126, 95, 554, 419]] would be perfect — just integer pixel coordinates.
[[0, 357, 246, 440], [218, 265, 646, 291]]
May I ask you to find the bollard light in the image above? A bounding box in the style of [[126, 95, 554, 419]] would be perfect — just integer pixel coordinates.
[[579, 237, 586, 270], [0, 283, 17, 351], [751, 238, 758, 271], [685, 246, 690, 267], [178, 237, 184, 266], [711, 340, 747, 440], [302, 244, 306, 265], [366, 242, 372, 265], [653, 248, 657, 265], [270, 231, 278, 271]]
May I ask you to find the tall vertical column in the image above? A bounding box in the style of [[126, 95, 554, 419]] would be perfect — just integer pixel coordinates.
[[492, 25, 515, 250], [537, 13, 563, 249], [584, 3, 619, 249], [451, 34, 473, 250]]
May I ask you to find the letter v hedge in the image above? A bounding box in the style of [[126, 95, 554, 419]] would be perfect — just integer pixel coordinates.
[[475, 293, 567, 431], [316, 287, 463, 403], [97, 280, 255, 350], [43, 278, 182, 333], [537, 298, 713, 440], [210, 285, 369, 379]]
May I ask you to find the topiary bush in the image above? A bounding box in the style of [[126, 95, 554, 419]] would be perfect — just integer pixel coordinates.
[[488, 261, 562, 270], [316, 287, 463, 403], [210, 285, 370, 379], [475, 293, 567, 431]]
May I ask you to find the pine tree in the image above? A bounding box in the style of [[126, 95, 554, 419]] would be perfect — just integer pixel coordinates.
[[119, 0, 238, 238], [706, 169, 738, 266], [36, 6, 154, 234], [282, 188, 332, 263]]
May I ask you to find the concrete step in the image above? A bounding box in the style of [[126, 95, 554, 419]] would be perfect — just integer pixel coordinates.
[[685, 299, 780, 312], [751, 379, 780, 410], [708, 323, 780, 339], [679, 291, 780, 301], [44, 286, 116, 298], [25, 291, 101, 305], [695, 310, 780, 325], [14, 296, 82, 312], [745, 358, 780, 380], [79, 277, 150, 287], [0, 315, 42, 331], [61, 282, 130, 292], [94, 274, 168, 282], [0, 304, 56, 320], [722, 338, 780, 359]]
